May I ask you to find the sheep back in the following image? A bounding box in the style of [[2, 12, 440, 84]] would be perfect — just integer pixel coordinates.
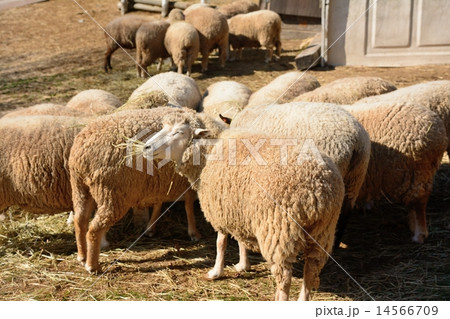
[[2, 103, 82, 118], [218, 0, 259, 18], [66, 89, 122, 115]]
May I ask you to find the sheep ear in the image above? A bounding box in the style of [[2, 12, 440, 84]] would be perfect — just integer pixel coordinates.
[[194, 128, 210, 138], [219, 114, 232, 125]]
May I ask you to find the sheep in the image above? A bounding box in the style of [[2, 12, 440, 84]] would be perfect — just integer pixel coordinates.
[[167, 8, 185, 22], [246, 71, 320, 107], [227, 10, 282, 63], [142, 109, 345, 300], [135, 20, 170, 78], [2, 103, 83, 118], [355, 80, 450, 156], [66, 89, 122, 115], [343, 102, 448, 243], [0, 115, 87, 215], [184, 6, 229, 72], [294, 77, 397, 104], [164, 21, 200, 76], [69, 107, 202, 273], [199, 80, 252, 121], [231, 102, 371, 248], [183, 3, 215, 16], [115, 91, 169, 111], [217, 0, 259, 18], [128, 71, 202, 110], [103, 14, 153, 72]]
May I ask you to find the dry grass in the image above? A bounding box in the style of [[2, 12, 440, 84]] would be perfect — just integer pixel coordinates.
[[0, 0, 449, 301]]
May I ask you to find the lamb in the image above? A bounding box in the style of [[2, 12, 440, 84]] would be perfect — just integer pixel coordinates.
[[135, 20, 170, 78], [355, 80, 450, 156], [227, 10, 282, 63], [66, 89, 122, 115], [69, 107, 202, 273], [247, 71, 320, 107], [0, 115, 87, 215], [164, 21, 200, 76], [2, 103, 83, 118], [231, 102, 371, 248], [294, 77, 397, 104], [103, 14, 153, 72], [343, 102, 448, 243], [199, 80, 252, 121], [128, 71, 202, 110], [217, 0, 259, 18], [142, 109, 345, 300], [184, 6, 229, 72]]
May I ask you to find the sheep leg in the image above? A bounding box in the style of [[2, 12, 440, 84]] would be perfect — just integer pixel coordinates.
[[218, 37, 228, 68], [234, 241, 250, 272], [206, 231, 227, 279], [299, 244, 329, 301], [271, 263, 293, 301], [177, 62, 184, 74], [200, 50, 209, 72], [73, 197, 96, 266], [156, 58, 163, 71], [104, 45, 117, 72], [144, 204, 162, 238], [275, 40, 282, 59], [185, 190, 201, 240], [264, 47, 274, 63], [408, 194, 430, 244], [333, 195, 353, 249]]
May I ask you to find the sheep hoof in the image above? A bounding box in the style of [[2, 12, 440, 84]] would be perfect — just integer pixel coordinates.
[[144, 229, 157, 238], [206, 268, 223, 280], [234, 262, 250, 272], [411, 233, 427, 244], [77, 255, 86, 266], [189, 232, 202, 241], [85, 264, 101, 274]]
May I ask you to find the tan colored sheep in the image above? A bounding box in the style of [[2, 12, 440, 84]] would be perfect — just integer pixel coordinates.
[[66, 89, 122, 115], [184, 6, 229, 72], [217, 0, 259, 18], [228, 10, 282, 63], [143, 109, 345, 301], [294, 77, 397, 104], [2, 103, 83, 118]]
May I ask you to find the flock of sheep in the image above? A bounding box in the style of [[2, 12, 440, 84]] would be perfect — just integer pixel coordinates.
[[1, 0, 449, 301]]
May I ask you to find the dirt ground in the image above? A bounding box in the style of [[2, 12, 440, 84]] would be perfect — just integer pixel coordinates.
[[0, 0, 449, 301]]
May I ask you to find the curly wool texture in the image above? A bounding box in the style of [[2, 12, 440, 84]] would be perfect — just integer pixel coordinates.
[[228, 10, 281, 52], [129, 72, 201, 110], [199, 80, 252, 120], [66, 89, 122, 115], [135, 20, 170, 78], [247, 71, 320, 107], [115, 91, 169, 111], [356, 80, 450, 155], [0, 115, 87, 214], [184, 6, 229, 71], [294, 77, 397, 104], [2, 103, 83, 118], [164, 21, 200, 76], [217, 0, 259, 18]]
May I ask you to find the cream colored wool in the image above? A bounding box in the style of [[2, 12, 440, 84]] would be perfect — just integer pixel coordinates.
[[231, 101, 371, 246], [0, 115, 87, 214], [103, 14, 153, 72], [247, 71, 320, 107], [356, 80, 450, 155], [184, 6, 229, 72], [343, 102, 448, 243], [227, 10, 282, 62], [199, 80, 252, 121], [167, 8, 185, 22], [217, 0, 259, 18], [69, 107, 200, 273], [145, 110, 344, 300], [2, 103, 83, 118], [164, 21, 200, 76], [66, 89, 122, 115], [129, 72, 202, 110], [135, 20, 170, 78], [115, 91, 169, 112], [294, 77, 397, 104]]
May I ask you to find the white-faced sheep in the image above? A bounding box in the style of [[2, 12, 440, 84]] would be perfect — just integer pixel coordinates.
[[294, 77, 397, 104], [103, 14, 153, 72], [69, 107, 201, 273], [0, 115, 87, 215], [228, 10, 282, 63], [217, 0, 259, 18], [199, 80, 252, 121], [247, 71, 320, 107], [143, 109, 345, 301], [164, 21, 200, 76], [128, 71, 201, 110], [66, 89, 122, 115], [135, 20, 170, 78], [356, 80, 450, 156], [184, 6, 229, 72], [343, 102, 448, 243], [2, 103, 83, 118], [231, 102, 371, 248]]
